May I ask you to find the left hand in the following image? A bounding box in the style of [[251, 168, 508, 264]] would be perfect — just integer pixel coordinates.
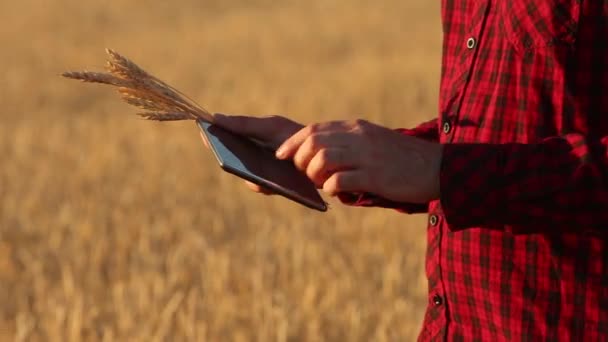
[[275, 119, 443, 204], [202, 114, 305, 195]]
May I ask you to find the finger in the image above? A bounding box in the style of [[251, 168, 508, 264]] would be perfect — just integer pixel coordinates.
[[322, 170, 367, 196], [199, 131, 210, 149], [245, 181, 274, 195], [276, 121, 350, 160], [213, 113, 301, 145], [292, 132, 354, 172], [306, 148, 356, 187], [213, 113, 274, 138]]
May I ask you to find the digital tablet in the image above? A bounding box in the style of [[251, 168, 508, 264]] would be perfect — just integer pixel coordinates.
[[197, 120, 328, 212]]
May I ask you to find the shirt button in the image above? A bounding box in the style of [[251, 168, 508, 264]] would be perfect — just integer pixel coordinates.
[[429, 214, 439, 226], [442, 121, 452, 134], [466, 37, 476, 49], [433, 294, 443, 306]]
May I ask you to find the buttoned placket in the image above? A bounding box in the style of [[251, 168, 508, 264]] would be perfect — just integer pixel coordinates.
[[427, 1, 491, 340], [441, 3, 489, 144]]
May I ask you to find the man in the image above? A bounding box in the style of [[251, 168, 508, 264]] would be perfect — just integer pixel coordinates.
[[203, 1, 608, 340]]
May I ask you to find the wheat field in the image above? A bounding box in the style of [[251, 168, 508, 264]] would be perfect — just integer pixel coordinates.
[[0, 1, 442, 341]]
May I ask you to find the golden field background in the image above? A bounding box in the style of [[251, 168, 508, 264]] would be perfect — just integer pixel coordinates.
[[0, 1, 442, 340]]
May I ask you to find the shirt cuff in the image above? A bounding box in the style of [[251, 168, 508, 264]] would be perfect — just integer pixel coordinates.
[[439, 143, 505, 230], [337, 192, 429, 214], [439, 137, 608, 233]]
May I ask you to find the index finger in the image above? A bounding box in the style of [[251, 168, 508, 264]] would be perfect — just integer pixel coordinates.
[[275, 121, 346, 160]]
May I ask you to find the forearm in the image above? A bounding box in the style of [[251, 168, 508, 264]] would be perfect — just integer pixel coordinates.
[[440, 134, 608, 232]]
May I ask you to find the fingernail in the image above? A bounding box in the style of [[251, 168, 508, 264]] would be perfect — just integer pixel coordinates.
[[275, 146, 287, 159]]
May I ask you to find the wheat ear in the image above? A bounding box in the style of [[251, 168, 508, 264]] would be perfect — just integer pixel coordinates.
[[62, 49, 214, 123]]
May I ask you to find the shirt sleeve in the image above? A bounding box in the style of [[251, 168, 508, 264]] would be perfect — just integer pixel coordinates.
[[440, 133, 608, 232], [338, 118, 439, 214]]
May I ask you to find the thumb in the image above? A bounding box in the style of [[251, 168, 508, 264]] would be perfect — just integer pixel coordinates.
[[213, 113, 283, 141]]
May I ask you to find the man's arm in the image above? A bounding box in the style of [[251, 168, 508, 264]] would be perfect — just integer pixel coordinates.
[[440, 134, 608, 232], [337, 118, 439, 214], [207, 115, 441, 210]]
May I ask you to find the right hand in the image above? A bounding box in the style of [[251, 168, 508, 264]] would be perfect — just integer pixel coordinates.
[[200, 113, 304, 195]]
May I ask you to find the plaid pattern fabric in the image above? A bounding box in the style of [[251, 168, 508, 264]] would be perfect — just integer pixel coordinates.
[[341, 0, 608, 340]]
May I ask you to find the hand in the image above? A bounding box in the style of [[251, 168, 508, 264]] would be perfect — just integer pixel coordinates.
[[275, 119, 442, 203], [200, 113, 304, 195]]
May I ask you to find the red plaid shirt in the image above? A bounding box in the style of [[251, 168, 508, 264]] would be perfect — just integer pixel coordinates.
[[341, 0, 608, 340]]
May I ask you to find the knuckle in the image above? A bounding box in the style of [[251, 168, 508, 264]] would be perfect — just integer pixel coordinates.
[[318, 148, 330, 166], [306, 165, 320, 181], [347, 119, 363, 132], [333, 174, 344, 189], [308, 150, 331, 185], [307, 134, 321, 150], [354, 118, 368, 126], [355, 119, 369, 131], [323, 176, 337, 193], [327, 173, 341, 191], [308, 123, 322, 134], [332, 175, 345, 192], [293, 153, 307, 171], [352, 119, 373, 136], [333, 172, 355, 191]]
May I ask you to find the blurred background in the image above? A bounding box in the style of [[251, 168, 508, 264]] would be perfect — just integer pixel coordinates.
[[0, 0, 441, 340]]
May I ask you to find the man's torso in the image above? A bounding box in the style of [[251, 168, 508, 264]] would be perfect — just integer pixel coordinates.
[[422, 1, 608, 340]]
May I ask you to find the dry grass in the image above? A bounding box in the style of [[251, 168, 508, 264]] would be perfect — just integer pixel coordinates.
[[0, 1, 441, 341]]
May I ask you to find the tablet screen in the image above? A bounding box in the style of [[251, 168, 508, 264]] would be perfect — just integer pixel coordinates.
[[197, 120, 327, 212]]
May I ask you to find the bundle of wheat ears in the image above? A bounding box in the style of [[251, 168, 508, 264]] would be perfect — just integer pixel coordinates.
[[62, 49, 214, 123]]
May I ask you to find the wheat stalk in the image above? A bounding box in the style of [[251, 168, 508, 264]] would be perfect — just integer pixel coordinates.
[[137, 112, 193, 121], [62, 49, 214, 123], [62, 71, 134, 88]]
